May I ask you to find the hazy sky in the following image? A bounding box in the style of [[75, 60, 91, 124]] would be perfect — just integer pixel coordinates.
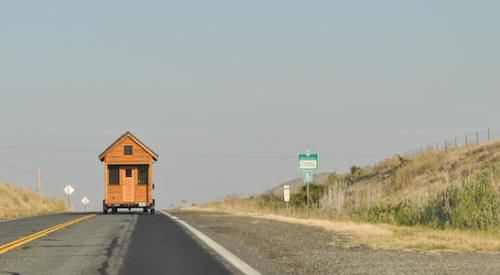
[[1, 1, 499, 211]]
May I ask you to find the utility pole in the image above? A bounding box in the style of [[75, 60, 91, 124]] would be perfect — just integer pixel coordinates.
[[488, 129, 491, 142], [476, 131, 479, 145], [37, 168, 42, 195]]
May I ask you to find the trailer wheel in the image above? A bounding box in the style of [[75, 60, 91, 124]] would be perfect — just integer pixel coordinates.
[[143, 207, 148, 213], [102, 200, 108, 214], [112, 207, 117, 214], [150, 208, 155, 215]]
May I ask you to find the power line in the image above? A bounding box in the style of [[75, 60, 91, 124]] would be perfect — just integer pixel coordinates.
[[0, 151, 96, 168], [158, 153, 393, 159], [0, 157, 63, 196], [126, 128, 491, 136], [0, 127, 486, 136], [0, 145, 393, 159], [0, 158, 37, 175], [0, 145, 98, 153]]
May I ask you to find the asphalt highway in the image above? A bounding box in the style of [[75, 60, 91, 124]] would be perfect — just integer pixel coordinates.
[[0, 212, 235, 275]]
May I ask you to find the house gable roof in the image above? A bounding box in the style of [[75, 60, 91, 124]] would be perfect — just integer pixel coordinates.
[[99, 131, 159, 161]]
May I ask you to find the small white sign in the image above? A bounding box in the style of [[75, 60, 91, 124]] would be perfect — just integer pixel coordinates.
[[81, 196, 89, 205], [283, 185, 290, 202], [64, 185, 75, 195]]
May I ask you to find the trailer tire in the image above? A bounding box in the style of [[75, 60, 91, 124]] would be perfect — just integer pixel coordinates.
[[150, 208, 155, 215], [102, 200, 108, 214], [143, 207, 148, 213], [112, 207, 118, 214]]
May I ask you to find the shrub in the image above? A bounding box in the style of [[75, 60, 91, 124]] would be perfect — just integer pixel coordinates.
[[327, 173, 340, 185], [290, 183, 326, 207], [345, 166, 364, 184], [355, 169, 500, 230]]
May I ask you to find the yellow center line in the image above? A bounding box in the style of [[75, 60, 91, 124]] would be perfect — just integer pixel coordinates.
[[0, 214, 96, 255]]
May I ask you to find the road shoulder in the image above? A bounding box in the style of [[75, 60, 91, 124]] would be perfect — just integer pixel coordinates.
[[171, 210, 500, 275]]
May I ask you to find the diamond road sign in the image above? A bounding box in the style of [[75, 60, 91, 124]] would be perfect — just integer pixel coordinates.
[[298, 153, 318, 171], [81, 196, 89, 205], [64, 185, 75, 195]]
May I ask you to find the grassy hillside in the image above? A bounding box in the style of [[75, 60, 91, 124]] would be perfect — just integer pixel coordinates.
[[195, 141, 500, 251], [0, 182, 67, 220], [202, 141, 500, 230], [323, 141, 500, 209]]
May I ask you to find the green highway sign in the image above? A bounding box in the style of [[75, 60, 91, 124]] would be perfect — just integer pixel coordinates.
[[303, 170, 314, 183], [298, 151, 319, 207], [298, 153, 318, 171]]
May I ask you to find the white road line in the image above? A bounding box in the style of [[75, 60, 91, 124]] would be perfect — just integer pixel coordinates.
[[0, 213, 54, 224], [160, 210, 262, 275], [0, 217, 23, 224]]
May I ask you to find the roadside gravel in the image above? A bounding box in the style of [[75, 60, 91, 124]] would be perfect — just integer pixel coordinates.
[[172, 210, 500, 275]]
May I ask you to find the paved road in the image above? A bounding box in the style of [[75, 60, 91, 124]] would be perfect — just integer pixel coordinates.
[[0, 212, 235, 275]]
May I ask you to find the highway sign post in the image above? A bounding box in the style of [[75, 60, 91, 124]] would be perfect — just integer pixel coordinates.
[[64, 185, 75, 209], [298, 151, 318, 207], [81, 196, 89, 213], [283, 185, 290, 214]]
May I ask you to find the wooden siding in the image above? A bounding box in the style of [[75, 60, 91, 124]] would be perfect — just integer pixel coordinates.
[[102, 133, 155, 205], [104, 165, 154, 204], [102, 135, 154, 164]]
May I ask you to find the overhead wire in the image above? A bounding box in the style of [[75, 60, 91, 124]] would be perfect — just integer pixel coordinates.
[[157, 153, 393, 159], [0, 156, 62, 196], [0, 146, 393, 159]]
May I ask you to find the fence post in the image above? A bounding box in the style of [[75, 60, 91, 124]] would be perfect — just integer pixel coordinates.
[[465, 135, 468, 146], [476, 131, 479, 145], [488, 128, 491, 142]]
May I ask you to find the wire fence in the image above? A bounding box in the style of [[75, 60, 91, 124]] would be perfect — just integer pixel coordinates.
[[402, 128, 493, 159]]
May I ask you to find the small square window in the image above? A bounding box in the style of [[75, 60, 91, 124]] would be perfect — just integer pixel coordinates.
[[124, 145, 133, 155], [125, 168, 132, 178]]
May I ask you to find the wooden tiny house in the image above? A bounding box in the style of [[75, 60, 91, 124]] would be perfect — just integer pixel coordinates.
[[99, 132, 158, 214]]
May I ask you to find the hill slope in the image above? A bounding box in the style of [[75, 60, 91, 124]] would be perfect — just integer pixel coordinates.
[[0, 182, 67, 220], [269, 141, 500, 208]]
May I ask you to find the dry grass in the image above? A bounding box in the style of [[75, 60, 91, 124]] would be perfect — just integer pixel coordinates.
[[328, 141, 500, 210], [0, 182, 67, 220], [188, 205, 500, 252]]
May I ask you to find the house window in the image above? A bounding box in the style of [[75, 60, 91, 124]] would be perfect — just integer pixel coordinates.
[[124, 145, 133, 155], [138, 165, 149, 184], [109, 166, 120, 185], [125, 168, 132, 178]]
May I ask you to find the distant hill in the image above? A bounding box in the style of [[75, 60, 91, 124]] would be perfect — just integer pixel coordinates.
[[0, 182, 67, 220]]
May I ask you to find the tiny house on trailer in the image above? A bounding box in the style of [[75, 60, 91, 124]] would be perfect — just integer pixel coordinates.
[[99, 132, 158, 214]]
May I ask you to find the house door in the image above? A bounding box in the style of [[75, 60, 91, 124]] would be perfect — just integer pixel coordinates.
[[122, 167, 136, 202]]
